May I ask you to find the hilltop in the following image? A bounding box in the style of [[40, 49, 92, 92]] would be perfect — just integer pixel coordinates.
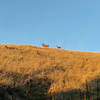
[[0, 44, 100, 100]]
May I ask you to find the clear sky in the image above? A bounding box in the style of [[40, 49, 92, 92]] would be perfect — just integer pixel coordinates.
[[0, 0, 100, 51]]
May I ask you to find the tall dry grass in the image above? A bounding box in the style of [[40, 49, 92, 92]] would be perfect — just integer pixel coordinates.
[[0, 44, 100, 97]]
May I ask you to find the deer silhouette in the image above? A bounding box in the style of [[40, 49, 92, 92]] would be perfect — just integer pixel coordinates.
[[42, 43, 49, 47], [57, 46, 61, 49]]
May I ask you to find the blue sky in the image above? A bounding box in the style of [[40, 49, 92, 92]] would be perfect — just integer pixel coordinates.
[[0, 0, 100, 51]]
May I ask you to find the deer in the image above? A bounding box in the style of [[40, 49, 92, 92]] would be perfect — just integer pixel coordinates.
[[42, 43, 49, 48], [57, 46, 61, 49]]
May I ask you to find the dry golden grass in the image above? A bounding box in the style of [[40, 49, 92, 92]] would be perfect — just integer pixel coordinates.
[[0, 44, 100, 96]]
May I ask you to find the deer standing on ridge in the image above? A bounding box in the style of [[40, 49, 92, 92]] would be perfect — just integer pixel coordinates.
[[42, 43, 49, 48]]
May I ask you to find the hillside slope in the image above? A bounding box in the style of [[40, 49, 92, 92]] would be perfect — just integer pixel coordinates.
[[0, 44, 100, 99]]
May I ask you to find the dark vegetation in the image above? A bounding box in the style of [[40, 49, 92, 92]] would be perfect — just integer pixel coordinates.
[[0, 71, 52, 100], [52, 78, 100, 100], [0, 70, 100, 100]]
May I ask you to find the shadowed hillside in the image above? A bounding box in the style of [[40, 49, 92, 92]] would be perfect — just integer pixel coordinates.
[[0, 44, 100, 99]]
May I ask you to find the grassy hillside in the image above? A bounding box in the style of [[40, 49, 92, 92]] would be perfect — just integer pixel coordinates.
[[0, 44, 100, 100]]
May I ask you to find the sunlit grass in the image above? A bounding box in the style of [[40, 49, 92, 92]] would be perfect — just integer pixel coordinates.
[[0, 44, 100, 99]]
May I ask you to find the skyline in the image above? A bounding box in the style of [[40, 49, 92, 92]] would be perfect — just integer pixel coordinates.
[[0, 0, 100, 51]]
